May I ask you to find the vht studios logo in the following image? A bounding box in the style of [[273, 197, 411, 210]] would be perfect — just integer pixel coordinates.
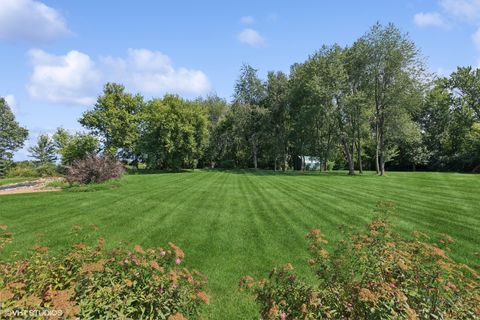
[[3, 309, 64, 317]]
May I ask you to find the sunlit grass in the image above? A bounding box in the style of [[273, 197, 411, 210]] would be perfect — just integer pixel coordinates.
[[0, 170, 478, 319]]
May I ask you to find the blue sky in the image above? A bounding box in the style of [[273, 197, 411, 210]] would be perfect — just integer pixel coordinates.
[[1, 0, 480, 160]]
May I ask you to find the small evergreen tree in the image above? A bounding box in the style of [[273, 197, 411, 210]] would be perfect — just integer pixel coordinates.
[[28, 134, 57, 165]]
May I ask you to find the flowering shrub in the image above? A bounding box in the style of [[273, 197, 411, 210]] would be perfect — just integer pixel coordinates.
[[67, 154, 124, 184], [0, 228, 208, 319], [241, 202, 480, 319]]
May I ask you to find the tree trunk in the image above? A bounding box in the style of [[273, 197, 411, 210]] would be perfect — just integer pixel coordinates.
[[380, 122, 385, 176], [253, 150, 258, 169], [379, 113, 385, 176], [375, 120, 380, 174], [374, 81, 381, 175], [274, 158, 277, 171], [351, 140, 356, 173], [357, 126, 363, 174], [342, 141, 355, 175], [380, 158, 385, 176]]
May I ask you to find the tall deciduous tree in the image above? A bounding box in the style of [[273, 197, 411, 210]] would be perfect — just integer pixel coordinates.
[[317, 45, 358, 175], [80, 83, 144, 163], [139, 95, 208, 170], [233, 64, 268, 169], [0, 97, 28, 162], [265, 71, 290, 171], [289, 49, 339, 172], [362, 23, 425, 175], [231, 103, 270, 169], [233, 64, 266, 106], [195, 94, 228, 168], [449, 67, 480, 121], [345, 39, 371, 173]]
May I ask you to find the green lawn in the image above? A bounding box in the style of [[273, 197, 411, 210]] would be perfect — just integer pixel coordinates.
[[0, 170, 479, 319]]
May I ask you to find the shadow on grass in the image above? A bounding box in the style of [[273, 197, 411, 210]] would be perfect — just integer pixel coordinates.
[[201, 168, 367, 177], [125, 168, 194, 175], [125, 167, 379, 177]]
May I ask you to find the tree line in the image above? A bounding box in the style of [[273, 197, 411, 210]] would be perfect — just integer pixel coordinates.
[[1, 23, 479, 175]]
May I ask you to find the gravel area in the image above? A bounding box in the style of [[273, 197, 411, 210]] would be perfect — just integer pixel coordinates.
[[0, 178, 63, 195]]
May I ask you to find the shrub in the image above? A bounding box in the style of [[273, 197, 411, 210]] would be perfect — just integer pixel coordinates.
[[34, 163, 59, 177], [241, 202, 480, 319], [218, 160, 235, 169], [67, 154, 124, 184], [6, 161, 37, 178], [0, 227, 209, 319], [326, 160, 335, 171], [5, 162, 59, 178], [53, 129, 99, 166]]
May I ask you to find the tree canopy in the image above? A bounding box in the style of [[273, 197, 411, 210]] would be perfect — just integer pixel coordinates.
[[5, 23, 477, 175], [0, 97, 28, 162]]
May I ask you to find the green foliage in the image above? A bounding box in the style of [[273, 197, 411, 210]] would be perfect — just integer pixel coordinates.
[[5, 161, 36, 177], [233, 64, 266, 106], [0, 159, 7, 178], [230, 103, 270, 169], [325, 160, 335, 171], [0, 227, 208, 319], [230, 64, 270, 169], [218, 159, 235, 169], [195, 95, 228, 167], [242, 203, 480, 319], [418, 70, 480, 171], [53, 128, 99, 166], [265, 71, 290, 171], [79, 83, 144, 160], [140, 95, 208, 170], [2, 23, 480, 173], [6, 161, 58, 178], [28, 134, 57, 165], [361, 23, 425, 175], [35, 163, 59, 177], [0, 98, 28, 162]]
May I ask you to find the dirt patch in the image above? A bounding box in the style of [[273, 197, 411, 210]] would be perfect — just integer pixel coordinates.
[[0, 177, 63, 195]]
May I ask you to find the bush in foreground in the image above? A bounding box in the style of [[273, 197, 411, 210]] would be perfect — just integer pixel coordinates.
[[241, 202, 480, 319], [67, 154, 124, 184], [0, 226, 208, 319]]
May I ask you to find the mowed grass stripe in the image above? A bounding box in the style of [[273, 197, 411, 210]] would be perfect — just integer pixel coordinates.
[[0, 170, 478, 319]]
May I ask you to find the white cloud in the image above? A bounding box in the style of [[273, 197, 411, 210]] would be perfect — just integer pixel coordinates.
[[238, 28, 266, 47], [0, 0, 71, 43], [440, 0, 480, 22], [26, 48, 211, 105], [413, 12, 447, 27], [240, 16, 254, 24], [103, 49, 211, 95], [27, 49, 101, 105]]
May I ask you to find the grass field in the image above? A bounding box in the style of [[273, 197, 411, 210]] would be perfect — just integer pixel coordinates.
[[0, 170, 479, 319]]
